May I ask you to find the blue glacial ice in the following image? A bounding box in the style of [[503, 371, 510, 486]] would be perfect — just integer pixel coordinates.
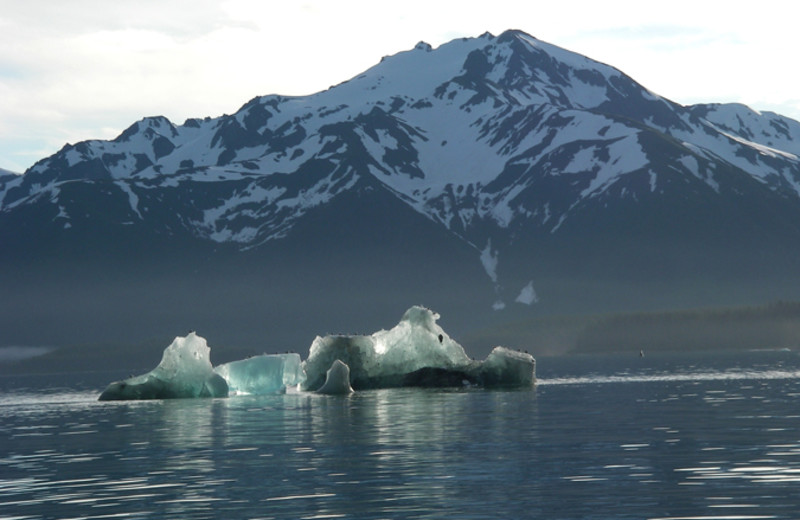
[[98, 306, 535, 400], [214, 353, 304, 395], [99, 333, 229, 400]]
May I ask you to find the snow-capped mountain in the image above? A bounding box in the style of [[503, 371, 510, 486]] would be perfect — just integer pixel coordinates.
[[3, 29, 800, 352]]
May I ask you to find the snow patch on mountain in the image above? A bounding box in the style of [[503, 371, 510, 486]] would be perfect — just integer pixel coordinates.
[[576, 135, 648, 199], [311, 35, 487, 110], [550, 213, 569, 234], [411, 105, 508, 187], [480, 240, 499, 283], [515, 281, 539, 305], [669, 110, 800, 197], [697, 103, 800, 157], [116, 181, 143, 219]]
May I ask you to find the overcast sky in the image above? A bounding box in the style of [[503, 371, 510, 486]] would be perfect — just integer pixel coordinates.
[[2, 0, 798, 173]]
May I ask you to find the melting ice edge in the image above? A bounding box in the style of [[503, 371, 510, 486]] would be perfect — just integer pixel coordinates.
[[99, 306, 536, 400]]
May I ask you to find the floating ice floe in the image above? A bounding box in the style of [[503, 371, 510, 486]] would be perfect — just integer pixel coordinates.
[[98, 306, 535, 400]]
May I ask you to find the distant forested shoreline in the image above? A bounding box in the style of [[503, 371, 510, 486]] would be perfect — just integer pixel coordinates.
[[573, 301, 800, 354], [464, 301, 800, 356]]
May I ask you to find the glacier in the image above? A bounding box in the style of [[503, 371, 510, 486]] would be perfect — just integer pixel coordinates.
[[98, 306, 535, 400]]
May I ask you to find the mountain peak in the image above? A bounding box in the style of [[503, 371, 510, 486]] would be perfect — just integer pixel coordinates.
[[4, 29, 800, 350], [496, 28, 534, 42], [115, 115, 178, 143], [414, 41, 432, 52]]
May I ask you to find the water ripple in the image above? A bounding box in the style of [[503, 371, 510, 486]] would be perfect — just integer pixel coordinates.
[[540, 368, 800, 386]]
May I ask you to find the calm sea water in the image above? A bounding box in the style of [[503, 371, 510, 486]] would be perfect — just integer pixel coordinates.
[[3, 350, 800, 519]]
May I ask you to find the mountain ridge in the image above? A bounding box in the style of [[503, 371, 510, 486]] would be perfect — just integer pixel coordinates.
[[2, 29, 800, 355]]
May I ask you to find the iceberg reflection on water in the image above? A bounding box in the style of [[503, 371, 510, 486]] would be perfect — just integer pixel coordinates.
[[98, 306, 535, 401]]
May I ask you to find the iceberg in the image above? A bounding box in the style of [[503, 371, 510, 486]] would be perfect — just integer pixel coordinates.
[[99, 333, 229, 400], [98, 306, 535, 400], [214, 353, 305, 395], [99, 334, 306, 400], [315, 359, 354, 395], [301, 306, 535, 391], [477, 346, 536, 387]]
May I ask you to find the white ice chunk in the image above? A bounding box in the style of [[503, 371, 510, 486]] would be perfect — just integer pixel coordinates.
[[515, 281, 539, 305], [151, 332, 213, 382], [480, 240, 499, 283], [315, 359, 354, 395], [214, 353, 305, 395], [99, 333, 228, 400], [477, 347, 536, 387]]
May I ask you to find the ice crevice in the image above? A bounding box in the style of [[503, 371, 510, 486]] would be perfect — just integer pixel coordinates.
[[98, 305, 535, 400]]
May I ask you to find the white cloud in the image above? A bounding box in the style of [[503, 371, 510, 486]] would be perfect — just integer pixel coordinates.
[[1, 0, 799, 173]]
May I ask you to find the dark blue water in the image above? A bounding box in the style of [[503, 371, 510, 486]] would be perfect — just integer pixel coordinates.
[[3, 350, 800, 519]]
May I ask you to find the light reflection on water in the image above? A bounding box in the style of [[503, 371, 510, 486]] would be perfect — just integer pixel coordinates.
[[1, 351, 800, 519]]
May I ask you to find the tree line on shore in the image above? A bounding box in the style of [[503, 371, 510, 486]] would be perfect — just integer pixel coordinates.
[[573, 301, 800, 354], [464, 301, 800, 356]]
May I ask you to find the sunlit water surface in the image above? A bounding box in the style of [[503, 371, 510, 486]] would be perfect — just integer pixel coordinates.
[[3, 350, 800, 519]]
